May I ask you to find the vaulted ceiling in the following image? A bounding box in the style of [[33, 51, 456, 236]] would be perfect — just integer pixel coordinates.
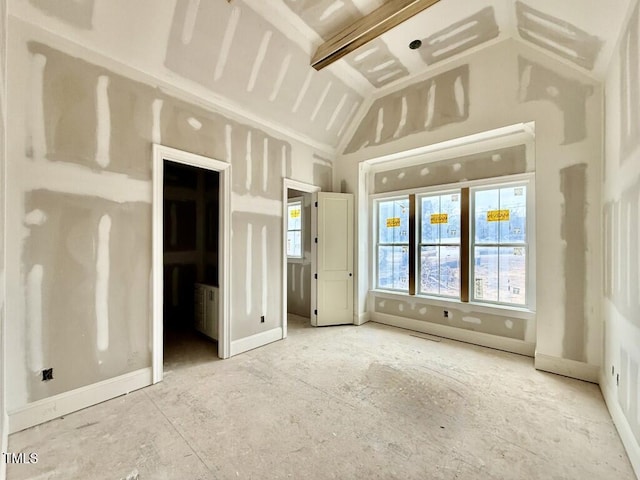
[[232, 0, 631, 153], [15, 0, 633, 154], [252, 0, 632, 91]]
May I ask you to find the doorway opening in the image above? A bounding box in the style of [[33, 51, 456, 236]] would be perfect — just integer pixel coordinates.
[[163, 161, 219, 370], [282, 179, 320, 337], [153, 145, 230, 384]]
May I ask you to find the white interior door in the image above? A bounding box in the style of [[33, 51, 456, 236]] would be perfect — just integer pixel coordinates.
[[314, 192, 354, 326]]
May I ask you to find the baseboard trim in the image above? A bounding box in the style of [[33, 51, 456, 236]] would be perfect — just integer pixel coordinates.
[[600, 374, 640, 478], [534, 353, 599, 383], [8, 368, 152, 434], [1, 411, 8, 480], [230, 327, 283, 356], [355, 312, 370, 326], [371, 312, 535, 357]]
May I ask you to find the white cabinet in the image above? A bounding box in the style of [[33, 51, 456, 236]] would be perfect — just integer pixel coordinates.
[[194, 283, 218, 340]]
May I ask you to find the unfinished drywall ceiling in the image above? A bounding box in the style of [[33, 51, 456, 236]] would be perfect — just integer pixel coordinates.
[[11, 0, 632, 153], [164, 0, 363, 144], [256, 0, 631, 98], [13, 0, 364, 152]]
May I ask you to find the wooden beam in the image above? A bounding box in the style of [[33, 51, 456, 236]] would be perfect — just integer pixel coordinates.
[[311, 0, 441, 70]]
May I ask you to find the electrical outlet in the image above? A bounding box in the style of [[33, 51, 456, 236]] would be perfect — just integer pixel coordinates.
[[42, 368, 53, 381], [260, 315, 265, 323], [443, 310, 449, 318]]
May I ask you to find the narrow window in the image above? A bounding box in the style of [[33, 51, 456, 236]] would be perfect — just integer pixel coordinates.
[[418, 191, 461, 298], [377, 197, 410, 291], [287, 198, 303, 259]]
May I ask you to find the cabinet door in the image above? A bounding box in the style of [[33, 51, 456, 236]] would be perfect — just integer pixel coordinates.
[[194, 285, 205, 333], [211, 288, 219, 340]]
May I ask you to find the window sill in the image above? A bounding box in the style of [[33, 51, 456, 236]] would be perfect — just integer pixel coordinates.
[[370, 289, 535, 320]]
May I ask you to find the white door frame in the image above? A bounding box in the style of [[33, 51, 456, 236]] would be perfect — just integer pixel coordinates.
[[152, 145, 231, 384], [282, 179, 320, 338]]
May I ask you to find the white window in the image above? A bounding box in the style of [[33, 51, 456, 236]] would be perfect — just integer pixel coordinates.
[[374, 176, 533, 309], [287, 198, 303, 259], [471, 183, 528, 306], [419, 191, 461, 298], [376, 197, 410, 291]]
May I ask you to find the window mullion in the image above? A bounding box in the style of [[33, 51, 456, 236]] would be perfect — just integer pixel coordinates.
[[409, 194, 416, 295], [460, 188, 470, 302]]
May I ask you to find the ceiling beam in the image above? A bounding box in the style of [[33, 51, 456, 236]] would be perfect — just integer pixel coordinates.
[[311, 0, 441, 70]]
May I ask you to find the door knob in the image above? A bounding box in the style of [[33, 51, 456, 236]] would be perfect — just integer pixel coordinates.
[[349, 273, 353, 277]]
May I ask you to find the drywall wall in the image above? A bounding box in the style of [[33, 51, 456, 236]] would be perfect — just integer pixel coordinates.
[[337, 38, 603, 372], [602, 0, 640, 473], [287, 190, 312, 318], [0, 0, 7, 474], [373, 145, 528, 194], [5, 9, 334, 415], [345, 65, 470, 153]]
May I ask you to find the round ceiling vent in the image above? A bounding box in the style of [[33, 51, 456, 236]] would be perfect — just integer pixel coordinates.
[[409, 39, 422, 50]]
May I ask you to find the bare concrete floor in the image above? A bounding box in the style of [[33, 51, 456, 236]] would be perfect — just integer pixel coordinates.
[[8, 316, 635, 479]]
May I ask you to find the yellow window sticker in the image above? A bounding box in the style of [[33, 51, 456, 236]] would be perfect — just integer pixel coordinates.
[[386, 217, 401, 227], [487, 209, 510, 222], [430, 213, 448, 224], [290, 209, 301, 219]]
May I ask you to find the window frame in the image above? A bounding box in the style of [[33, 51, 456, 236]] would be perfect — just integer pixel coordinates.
[[374, 195, 411, 293], [371, 173, 535, 312], [417, 189, 463, 299], [469, 181, 531, 308], [286, 197, 304, 262]]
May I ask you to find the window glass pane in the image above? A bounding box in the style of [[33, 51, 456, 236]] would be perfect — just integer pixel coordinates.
[[475, 189, 499, 244], [421, 193, 461, 244], [287, 231, 301, 257], [441, 193, 461, 244], [378, 246, 409, 290], [499, 247, 526, 305], [379, 198, 409, 244], [421, 196, 440, 244], [288, 202, 301, 231], [474, 246, 498, 301], [419, 246, 460, 297], [440, 246, 460, 297], [419, 245, 439, 295], [499, 186, 526, 243]]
